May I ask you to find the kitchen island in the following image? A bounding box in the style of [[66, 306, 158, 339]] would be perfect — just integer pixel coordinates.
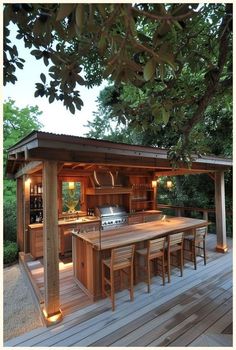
[[72, 216, 208, 300]]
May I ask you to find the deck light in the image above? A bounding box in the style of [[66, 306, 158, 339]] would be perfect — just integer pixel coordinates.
[[43, 308, 63, 325]]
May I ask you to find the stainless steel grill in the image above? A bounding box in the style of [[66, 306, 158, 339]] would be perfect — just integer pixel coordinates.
[[95, 205, 128, 230]]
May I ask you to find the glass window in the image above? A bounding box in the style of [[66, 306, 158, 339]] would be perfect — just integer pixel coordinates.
[[62, 182, 81, 213]]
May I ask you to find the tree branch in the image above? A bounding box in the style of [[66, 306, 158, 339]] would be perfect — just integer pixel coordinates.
[[132, 7, 195, 22], [181, 4, 232, 146]]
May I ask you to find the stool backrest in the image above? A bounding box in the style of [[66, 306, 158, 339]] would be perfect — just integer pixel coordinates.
[[168, 232, 183, 246], [195, 226, 207, 239], [111, 245, 135, 265], [148, 237, 165, 255]]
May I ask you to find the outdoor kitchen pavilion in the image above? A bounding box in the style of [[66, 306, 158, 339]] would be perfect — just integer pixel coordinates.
[[6, 131, 232, 325]]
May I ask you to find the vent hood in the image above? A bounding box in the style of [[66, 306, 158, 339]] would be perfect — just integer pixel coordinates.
[[91, 171, 127, 188]]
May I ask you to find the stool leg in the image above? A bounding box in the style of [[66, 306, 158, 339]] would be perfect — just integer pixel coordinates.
[[180, 247, 183, 277], [193, 241, 197, 270], [162, 254, 165, 286], [130, 265, 134, 301], [120, 269, 123, 290], [102, 263, 105, 297], [147, 259, 151, 293], [167, 249, 171, 283], [134, 254, 138, 284], [111, 270, 115, 311], [203, 238, 206, 265]]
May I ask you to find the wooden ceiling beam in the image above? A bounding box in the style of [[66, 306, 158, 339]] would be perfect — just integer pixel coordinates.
[[15, 161, 42, 178]]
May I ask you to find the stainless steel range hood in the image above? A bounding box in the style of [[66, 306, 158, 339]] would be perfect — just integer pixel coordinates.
[[91, 171, 127, 188]]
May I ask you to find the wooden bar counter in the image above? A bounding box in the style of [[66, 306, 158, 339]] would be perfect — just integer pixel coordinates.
[[72, 216, 208, 300]]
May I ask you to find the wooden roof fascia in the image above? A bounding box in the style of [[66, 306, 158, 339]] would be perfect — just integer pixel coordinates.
[[7, 132, 38, 154], [15, 161, 42, 178], [36, 138, 168, 160], [36, 131, 168, 155], [154, 169, 214, 177], [194, 156, 232, 167]]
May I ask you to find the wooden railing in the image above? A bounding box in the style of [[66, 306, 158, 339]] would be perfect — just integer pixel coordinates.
[[157, 204, 232, 236], [156, 204, 215, 221]]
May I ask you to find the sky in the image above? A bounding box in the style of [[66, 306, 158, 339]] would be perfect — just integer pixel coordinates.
[[4, 24, 108, 137]]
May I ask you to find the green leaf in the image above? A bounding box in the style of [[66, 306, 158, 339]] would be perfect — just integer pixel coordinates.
[[49, 95, 54, 104], [98, 34, 107, 53], [173, 20, 183, 30], [144, 59, 156, 81], [151, 104, 160, 118], [159, 44, 177, 70], [56, 4, 75, 21], [161, 107, 170, 125], [40, 73, 46, 84], [69, 103, 75, 114]]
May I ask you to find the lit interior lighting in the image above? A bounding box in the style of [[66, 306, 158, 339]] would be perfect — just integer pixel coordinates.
[[68, 182, 75, 190]]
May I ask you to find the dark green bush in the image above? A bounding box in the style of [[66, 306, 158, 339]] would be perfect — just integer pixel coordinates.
[[4, 198, 17, 242], [4, 240, 18, 265]]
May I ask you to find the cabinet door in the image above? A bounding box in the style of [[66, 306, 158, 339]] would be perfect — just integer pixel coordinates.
[[30, 228, 43, 258]]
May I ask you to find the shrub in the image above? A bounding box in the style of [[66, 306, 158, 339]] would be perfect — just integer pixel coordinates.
[[4, 198, 17, 242], [4, 240, 18, 265]]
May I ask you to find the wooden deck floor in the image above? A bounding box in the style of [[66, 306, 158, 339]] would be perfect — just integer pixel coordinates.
[[26, 257, 92, 316], [5, 233, 232, 347]]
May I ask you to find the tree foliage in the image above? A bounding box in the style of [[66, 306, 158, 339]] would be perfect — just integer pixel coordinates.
[[4, 3, 232, 157], [4, 99, 43, 242]]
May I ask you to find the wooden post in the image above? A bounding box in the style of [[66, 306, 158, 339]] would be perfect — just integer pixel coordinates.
[[43, 161, 62, 322], [215, 171, 227, 252], [23, 175, 30, 253], [203, 210, 208, 221], [16, 178, 24, 251], [153, 186, 157, 210]]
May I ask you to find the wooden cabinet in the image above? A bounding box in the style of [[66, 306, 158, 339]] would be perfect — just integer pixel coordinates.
[[29, 219, 101, 258]]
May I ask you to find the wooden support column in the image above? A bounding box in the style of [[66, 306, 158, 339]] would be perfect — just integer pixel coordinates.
[[215, 171, 227, 253], [16, 178, 24, 251], [43, 161, 62, 323], [23, 175, 30, 253]]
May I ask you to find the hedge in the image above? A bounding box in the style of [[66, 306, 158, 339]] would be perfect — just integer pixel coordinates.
[[4, 240, 18, 265]]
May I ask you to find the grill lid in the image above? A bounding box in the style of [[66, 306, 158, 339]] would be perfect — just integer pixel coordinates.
[[96, 205, 127, 217]]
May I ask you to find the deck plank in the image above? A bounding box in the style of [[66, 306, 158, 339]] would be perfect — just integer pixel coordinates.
[[4, 234, 232, 347]]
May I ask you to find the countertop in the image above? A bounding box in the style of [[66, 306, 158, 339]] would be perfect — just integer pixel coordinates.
[[75, 216, 208, 250], [28, 216, 100, 229]]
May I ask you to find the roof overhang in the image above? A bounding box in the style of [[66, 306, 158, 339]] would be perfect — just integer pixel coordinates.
[[6, 131, 232, 178]]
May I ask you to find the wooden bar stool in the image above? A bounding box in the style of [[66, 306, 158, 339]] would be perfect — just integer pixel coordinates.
[[184, 226, 207, 269], [135, 237, 166, 293], [167, 232, 184, 283], [102, 244, 135, 311]]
